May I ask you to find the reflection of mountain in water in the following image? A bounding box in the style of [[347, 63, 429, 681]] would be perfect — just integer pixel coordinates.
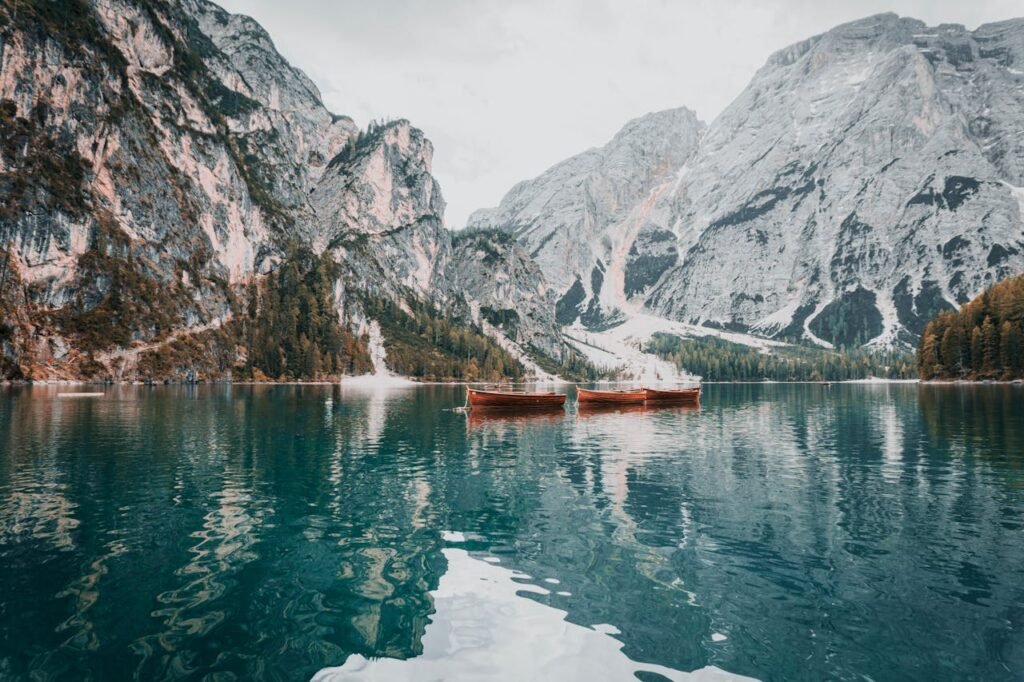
[[1, 385, 1023, 679]]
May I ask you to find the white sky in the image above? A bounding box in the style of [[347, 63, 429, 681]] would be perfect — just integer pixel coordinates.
[[217, 0, 1021, 229]]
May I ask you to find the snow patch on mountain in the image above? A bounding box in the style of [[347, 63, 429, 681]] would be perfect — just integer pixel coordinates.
[[563, 314, 788, 383], [1004, 182, 1024, 219]]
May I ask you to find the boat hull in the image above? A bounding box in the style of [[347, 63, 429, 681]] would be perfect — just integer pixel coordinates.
[[643, 387, 701, 403], [576, 388, 647, 404], [467, 388, 566, 408]]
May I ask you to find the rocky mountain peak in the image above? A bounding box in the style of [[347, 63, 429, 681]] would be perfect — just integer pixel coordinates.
[[648, 14, 1024, 348], [467, 106, 706, 326]]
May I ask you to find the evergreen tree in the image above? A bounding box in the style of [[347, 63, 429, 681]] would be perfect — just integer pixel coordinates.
[[1001, 321, 1023, 376], [970, 326, 984, 374], [981, 316, 1000, 376], [919, 331, 939, 380], [917, 272, 1024, 380], [242, 245, 372, 381]]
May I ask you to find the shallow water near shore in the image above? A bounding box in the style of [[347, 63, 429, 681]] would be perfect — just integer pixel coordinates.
[[1, 383, 1022, 680]]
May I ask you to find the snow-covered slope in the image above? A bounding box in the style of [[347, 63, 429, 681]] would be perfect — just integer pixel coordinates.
[[563, 314, 787, 384]]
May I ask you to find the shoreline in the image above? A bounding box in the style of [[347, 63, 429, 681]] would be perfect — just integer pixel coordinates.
[[6, 377, 1023, 388]]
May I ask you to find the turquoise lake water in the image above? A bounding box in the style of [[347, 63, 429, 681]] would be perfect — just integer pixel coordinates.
[[1, 383, 1022, 681]]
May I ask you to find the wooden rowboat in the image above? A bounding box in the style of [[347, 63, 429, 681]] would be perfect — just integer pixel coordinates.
[[467, 388, 566, 409], [643, 387, 701, 403], [576, 387, 646, 404]]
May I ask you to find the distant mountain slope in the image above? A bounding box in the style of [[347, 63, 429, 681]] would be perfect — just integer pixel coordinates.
[[475, 14, 1024, 349], [649, 14, 1024, 348], [0, 0, 560, 381], [467, 107, 705, 327]]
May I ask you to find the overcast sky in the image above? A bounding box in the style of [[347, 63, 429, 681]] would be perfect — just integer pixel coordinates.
[[218, 0, 1021, 229]]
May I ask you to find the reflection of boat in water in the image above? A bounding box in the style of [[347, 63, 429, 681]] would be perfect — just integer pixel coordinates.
[[577, 402, 649, 418], [643, 387, 701, 404], [467, 406, 566, 429], [467, 388, 566, 409], [577, 388, 646, 405], [577, 402, 700, 419]]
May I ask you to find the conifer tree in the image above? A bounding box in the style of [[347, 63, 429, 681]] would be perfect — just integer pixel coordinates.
[[916, 273, 1024, 380]]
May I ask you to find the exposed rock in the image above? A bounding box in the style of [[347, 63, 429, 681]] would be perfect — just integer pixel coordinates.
[[647, 13, 1024, 348], [467, 107, 705, 326], [449, 229, 561, 359], [0, 0, 556, 380], [476, 13, 1024, 349]]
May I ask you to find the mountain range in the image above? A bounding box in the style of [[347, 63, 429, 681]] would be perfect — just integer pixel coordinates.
[[471, 13, 1024, 350], [2, 3, 1022, 381]]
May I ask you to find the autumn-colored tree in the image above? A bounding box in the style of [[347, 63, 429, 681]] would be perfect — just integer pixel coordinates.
[[916, 273, 1024, 380], [1001, 321, 1023, 376]]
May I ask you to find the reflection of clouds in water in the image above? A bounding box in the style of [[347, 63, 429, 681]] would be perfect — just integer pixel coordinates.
[[875, 403, 905, 483], [314, 548, 754, 682]]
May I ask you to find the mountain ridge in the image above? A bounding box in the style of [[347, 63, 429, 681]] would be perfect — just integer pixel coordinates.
[[472, 12, 1024, 350], [0, 0, 563, 381]]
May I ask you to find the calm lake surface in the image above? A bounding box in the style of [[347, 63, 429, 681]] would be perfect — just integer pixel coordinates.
[[1, 384, 1022, 681]]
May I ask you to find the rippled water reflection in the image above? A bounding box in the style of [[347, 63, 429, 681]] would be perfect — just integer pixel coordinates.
[[1, 384, 1023, 681]]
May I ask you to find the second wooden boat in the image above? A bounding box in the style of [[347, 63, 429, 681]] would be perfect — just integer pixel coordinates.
[[576, 387, 647, 404], [643, 387, 702, 403], [467, 388, 566, 409]]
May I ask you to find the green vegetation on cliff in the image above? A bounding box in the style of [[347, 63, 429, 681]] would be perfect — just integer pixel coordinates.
[[241, 247, 373, 381], [917, 273, 1024, 380], [648, 333, 915, 382], [54, 217, 192, 353], [361, 296, 526, 382]]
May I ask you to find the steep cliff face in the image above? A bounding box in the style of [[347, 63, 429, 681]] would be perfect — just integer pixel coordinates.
[[449, 229, 561, 360], [646, 13, 1024, 348], [467, 108, 705, 327], [311, 121, 451, 302], [0, 0, 552, 380]]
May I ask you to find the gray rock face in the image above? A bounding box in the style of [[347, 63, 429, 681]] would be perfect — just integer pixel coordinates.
[[648, 13, 1024, 348], [475, 13, 1024, 348], [467, 108, 705, 326], [449, 230, 561, 359], [0, 0, 555, 378]]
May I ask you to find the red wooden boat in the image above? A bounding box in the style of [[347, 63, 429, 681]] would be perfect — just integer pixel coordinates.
[[577, 387, 646, 404], [467, 388, 566, 409], [643, 386, 701, 403]]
